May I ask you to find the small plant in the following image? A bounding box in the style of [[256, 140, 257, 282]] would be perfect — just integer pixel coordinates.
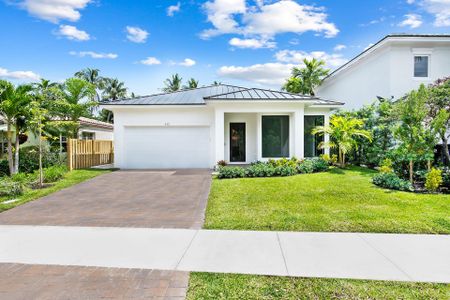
[[0, 177, 25, 197], [217, 166, 245, 179], [245, 163, 275, 177], [297, 159, 314, 174], [217, 160, 227, 167], [310, 157, 329, 172], [379, 158, 393, 174], [41, 165, 68, 183], [373, 172, 413, 192], [425, 168, 443, 192]]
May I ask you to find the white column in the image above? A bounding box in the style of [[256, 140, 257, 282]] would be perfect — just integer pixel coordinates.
[[256, 113, 262, 160], [214, 109, 225, 164], [294, 107, 304, 158], [324, 113, 330, 155]]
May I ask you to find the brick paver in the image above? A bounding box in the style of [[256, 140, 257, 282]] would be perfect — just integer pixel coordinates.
[[0, 169, 211, 228], [0, 169, 211, 299], [0, 263, 189, 300]]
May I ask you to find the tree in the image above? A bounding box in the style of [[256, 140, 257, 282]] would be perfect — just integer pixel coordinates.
[[426, 77, 450, 165], [163, 74, 182, 92], [102, 78, 127, 101], [283, 58, 329, 95], [312, 115, 372, 167], [28, 98, 48, 187], [0, 80, 33, 174], [184, 78, 199, 89], [74, 68, 104, 101], [394, 84, 436, 183]]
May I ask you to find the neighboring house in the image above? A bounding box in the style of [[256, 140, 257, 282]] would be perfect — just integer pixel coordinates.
[[100, 84, 343, 169], [317, 34, 450, 110], [0, 117, 113, 154]]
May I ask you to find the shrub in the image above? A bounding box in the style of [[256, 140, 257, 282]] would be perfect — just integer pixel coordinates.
[[0, 159, 9, 176], [217, 166, 245, 179], [274, 165, 296, 176], [379, 158, 393, 173], [41, 165, 68, 183], [425, 168, 443, 192], [309, 157, 329, 172], [245, 163, 275, 177], [268, 158, 297, 168], [297, 159, 314, 174], [0, 177, 25, 197], [19, 146, 63, 173], [217, 160, 227, 167], [372, 172, 413, 192]]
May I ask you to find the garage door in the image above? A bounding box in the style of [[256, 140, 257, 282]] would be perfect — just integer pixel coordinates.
[[123, 126, 211, 168]]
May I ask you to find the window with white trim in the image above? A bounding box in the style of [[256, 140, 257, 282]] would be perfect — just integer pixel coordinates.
[[413, 55, 429, 78]]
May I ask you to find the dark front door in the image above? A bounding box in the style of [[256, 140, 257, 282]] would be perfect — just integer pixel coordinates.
[[230, 123, 246, 162]]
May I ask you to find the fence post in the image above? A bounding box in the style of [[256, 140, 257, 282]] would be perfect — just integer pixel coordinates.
[[67, 139, 73, 171]]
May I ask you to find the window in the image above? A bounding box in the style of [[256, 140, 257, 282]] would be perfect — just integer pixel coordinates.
[[262, 115, 289, 158], [414, 56, 428, 78], [304, 116, 324, 157], [81, 132, 95, 140]]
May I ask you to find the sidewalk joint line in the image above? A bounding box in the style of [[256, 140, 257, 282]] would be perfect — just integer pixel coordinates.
[[276, 232, 290, 276], [175, 229, 199, 270], [357, 233, 414, 281]]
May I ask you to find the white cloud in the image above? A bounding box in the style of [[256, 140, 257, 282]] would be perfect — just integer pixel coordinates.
[[0, 67, 40, 81], [406, 0, 415, 4], [398, 14, 423, 28], [69, 51, 118, 59], [179, 58, 196, 67], [126, 26, 149, 43], [364, 43, 374, 50], [218, 63, 293, 85], [333, 44, 346, 51], [56, 25, 90, 41], [275, 50, 347, 68], [17, 0, 92, 23], [218, 49, 348, 86], [202, 0, 338, 40], [229, 37, 276, 49], [420, 0, 450, 27], [167, 2, 181, 16], [140, 57, 161, 65]]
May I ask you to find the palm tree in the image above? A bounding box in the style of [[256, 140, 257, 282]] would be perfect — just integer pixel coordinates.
[[184, 78, 199, 89], [0, 80, 33, 174], [74, 68, 104, 100], [312, 115, 372, 167], [285, 58, 329, 95], [163, 74, 182, 92], [102, 78, 127, 101]]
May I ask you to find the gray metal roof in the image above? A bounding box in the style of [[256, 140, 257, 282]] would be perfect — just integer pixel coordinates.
[[101, 84, 343, 106]]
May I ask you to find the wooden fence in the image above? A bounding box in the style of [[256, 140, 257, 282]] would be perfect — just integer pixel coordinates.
[[67, 139, 114, 170]]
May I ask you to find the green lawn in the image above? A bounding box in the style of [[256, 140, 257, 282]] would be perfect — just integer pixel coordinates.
[[204, 167, 450, 234], [0, 169, 111, 212], [187, 273, 449, 300]]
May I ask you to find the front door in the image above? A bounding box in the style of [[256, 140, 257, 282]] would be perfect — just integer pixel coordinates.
[[230, 123, 246, 162]]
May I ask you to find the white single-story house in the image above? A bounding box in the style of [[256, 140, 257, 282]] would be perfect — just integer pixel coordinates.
[[317, 34, 450, 109], [100, 84, 343, 169]]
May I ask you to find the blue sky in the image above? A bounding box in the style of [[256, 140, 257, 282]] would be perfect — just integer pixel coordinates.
[[0, 0, 449, 95]]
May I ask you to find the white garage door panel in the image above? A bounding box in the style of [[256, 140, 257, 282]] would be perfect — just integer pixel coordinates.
[[124, 126, 210, 168]]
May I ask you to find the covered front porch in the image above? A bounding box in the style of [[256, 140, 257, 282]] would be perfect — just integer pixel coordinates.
[[214, 109, 330, 165]]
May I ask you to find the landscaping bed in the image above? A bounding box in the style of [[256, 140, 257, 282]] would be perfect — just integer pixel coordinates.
[[204, 166, 450, 234]]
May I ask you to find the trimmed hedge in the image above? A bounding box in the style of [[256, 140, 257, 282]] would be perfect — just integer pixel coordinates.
[[218, 157, 329, 179], [372, 172, 413, 192]]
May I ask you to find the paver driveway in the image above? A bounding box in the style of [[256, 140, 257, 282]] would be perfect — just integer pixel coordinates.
[[0, 169, 211, 299], [0, 169, 211, 228]]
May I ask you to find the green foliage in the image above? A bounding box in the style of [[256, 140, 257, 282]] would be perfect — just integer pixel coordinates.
[[0, 160, 9, 176], [0, 177, 25, 197], [163, 74, 182, 92], [283, 58, 329, 95], [40, 165, 68, 183], [19, 146, 62, 173], [310, 157, 329, 172], [372, 172, 413, 192], [379, 158, 393, 174], [274, 165, 297, 176], [425, 168, 443, 192], [312, 115, 372, 167], [217, 166, 245, 179], [245, 163, 276, 177], [297, 159, 314, 174]]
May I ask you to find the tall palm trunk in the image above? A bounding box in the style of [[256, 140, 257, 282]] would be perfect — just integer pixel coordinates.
[[14, 123, 20, 174], [6, 122, 13, 175]]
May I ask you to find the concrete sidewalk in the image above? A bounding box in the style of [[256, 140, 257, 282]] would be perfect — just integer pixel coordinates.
[[0, 225, 448, 283]]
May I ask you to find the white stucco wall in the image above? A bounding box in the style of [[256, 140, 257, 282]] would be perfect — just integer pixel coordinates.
[[79, 127, 114, 140], [317, 39, 450, 110], [108, 102, 336, 169]]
